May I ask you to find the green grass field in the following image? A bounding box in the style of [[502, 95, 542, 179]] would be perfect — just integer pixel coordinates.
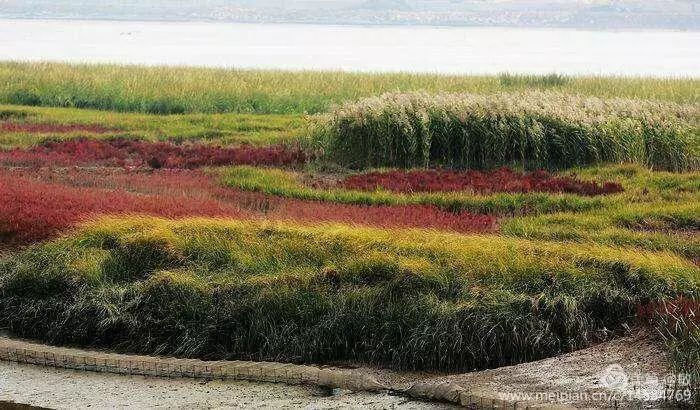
[[2, 62, 699, 114], [0, 104, 305, 148]]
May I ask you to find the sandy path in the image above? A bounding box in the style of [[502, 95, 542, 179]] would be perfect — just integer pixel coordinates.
[[0, 361, 454, 409], [365, 329, 677, 408]]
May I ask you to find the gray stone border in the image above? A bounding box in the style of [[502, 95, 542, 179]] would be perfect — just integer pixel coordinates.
[[0, 336, 557, 409]]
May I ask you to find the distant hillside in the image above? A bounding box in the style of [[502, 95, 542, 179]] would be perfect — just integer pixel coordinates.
[[359, 0, 411, 11], [1, 0, 698, 29]]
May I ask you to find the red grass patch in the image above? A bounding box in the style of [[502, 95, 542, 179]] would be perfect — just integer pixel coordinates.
[[342, 168, 623, 196], [0, 171, 248, 244], [0, 121, 114, 134], [0, 138, 308, 168], [0, 168, 496, 245], [637, 296, 700, 329]]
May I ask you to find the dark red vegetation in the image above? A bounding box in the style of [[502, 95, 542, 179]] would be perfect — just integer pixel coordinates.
[[637, 296, 700, 328], [0, 168, 497, 245], [342, 168, 624, 196], [0, 138, 308, 168], [0, 121, 114, 134], [0, 170, 246, 244]]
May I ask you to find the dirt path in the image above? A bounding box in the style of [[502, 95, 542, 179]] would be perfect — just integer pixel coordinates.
[[0, 360, 454, 409], [365, 329, 677, 408]]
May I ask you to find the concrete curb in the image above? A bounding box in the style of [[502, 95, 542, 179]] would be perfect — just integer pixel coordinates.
[[0, 337, 556, 409], [0, 337, 384, 392]]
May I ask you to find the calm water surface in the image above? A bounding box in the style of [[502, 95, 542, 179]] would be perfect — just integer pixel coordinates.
[[1, 19, 698, 76]]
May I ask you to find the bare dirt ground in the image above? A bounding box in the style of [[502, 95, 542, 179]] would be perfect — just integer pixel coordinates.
[[366, 329, 677, 408], [0, 360, 455, 409]]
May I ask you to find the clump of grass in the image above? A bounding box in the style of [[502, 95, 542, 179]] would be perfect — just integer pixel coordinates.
[[0, 109, 29, 121], [0, 216, 697, 371], [639, 298, 700, 405], [499, 73, 569, 88], [314, 91, 698, 171]]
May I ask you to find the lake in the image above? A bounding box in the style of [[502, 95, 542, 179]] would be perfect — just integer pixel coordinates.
[[1, 19, 698, 76]]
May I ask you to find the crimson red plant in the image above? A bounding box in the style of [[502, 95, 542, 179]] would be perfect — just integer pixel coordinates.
[[637, 296, 700, 327], [342, 168, 623, 196], [0, 138, 308, 168], [0, 169, 496, 245], [0, 172, 250, 244]]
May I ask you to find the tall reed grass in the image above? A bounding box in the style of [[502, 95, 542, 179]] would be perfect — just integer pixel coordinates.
[[1, 62, 698, 114], [315, 92, 699, 171]]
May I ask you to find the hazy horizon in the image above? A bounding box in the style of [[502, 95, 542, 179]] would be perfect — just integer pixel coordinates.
[[1, 0, 698, 30]]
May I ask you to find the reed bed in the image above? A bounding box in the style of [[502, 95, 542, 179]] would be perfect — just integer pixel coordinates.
[[315, 91, 699, 171], [1, 62, 698, 115], [0, 216, 696, 371]]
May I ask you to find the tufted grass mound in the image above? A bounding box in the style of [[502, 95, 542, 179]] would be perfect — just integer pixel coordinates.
[[1, 216, 697, 371]]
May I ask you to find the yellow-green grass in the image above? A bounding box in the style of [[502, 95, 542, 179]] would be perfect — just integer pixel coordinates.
[[219, 164, 699, 259], [2, 62, 699, 115], [502, 202, 700, 260], [0, 104, 306, 149], [1, 216, 697, 370], [219, 165, 605, 215]]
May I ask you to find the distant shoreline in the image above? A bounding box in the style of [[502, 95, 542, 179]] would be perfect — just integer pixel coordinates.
[[0, 15, 697, 33]]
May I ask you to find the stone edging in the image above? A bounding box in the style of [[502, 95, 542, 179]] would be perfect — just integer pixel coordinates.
[[0, 336, 554, 409]]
